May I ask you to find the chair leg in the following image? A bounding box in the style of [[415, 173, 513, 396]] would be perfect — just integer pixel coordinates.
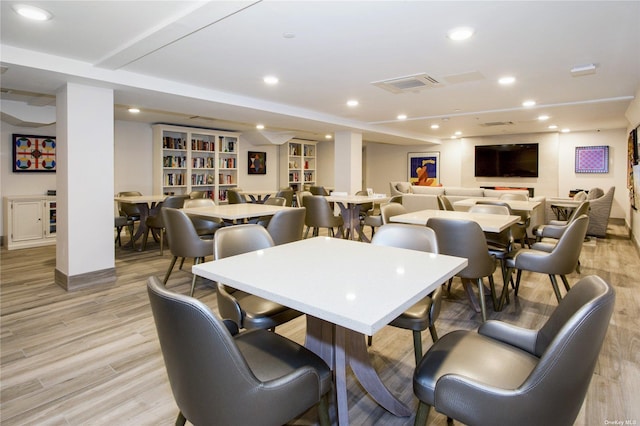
[[561, 274, 571, 292], [367, 335, 373, 346], [428, 325, 438, 343], [189, 257, 202, 297], [548, 275, 563, 303], [175, 411, 186, 426], [487, 274, 499, 311], [115, 226, 123, 246], [159, 228, 164, 256], [304, 226, 310, 239], [476, 278, 488, 322], [414, 401, 431, 426], [514, 269, 523, 296], [163, 256, 178, 285], [179, 257, 186, 270], [412, 330, 423, 365], [318, 394, 331, 426]]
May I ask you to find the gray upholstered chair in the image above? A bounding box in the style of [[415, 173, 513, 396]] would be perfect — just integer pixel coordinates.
[[276, 187, 294, 206], [250, 196, 286, 227], [266, 207, 306, 245], [371, 224, 444, 364], [380, 202, 407, 225], [413, 275, 615, 426], [227, 188, 247, 204], [503, 215, 589, 306], [215, 224, 303, 330], [586, 186, 615, 237], [534, 200, 590, 240], [302, 195, 344, 238], [188, 190, 207, 199], [309, 185, 329, 196], [469, 204, 513, 289], [296, 190, 312, 209], [161, 207, 214, 296], [183, 198, 223, 238], [478, 199, 529, 248], [499, 192, 528, 201], [144, 195, 188, 254], [427, 217, 498, 322], [116, 191, 142, 229], [146, 276, 332, 426], [114, 215, 133, 246], [355, 189, 381, 237], [437, 195, 454, 211], [389, 194, 403, 204]]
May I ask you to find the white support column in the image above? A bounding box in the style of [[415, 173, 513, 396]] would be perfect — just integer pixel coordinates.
[[334, 131, 362, 194], [55, 83, 116, 290]]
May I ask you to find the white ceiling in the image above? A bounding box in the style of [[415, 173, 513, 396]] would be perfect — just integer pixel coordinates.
[[1, 1, 639, 145]]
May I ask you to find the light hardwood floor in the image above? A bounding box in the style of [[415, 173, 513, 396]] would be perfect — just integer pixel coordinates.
[[1, 222, 639, 425]]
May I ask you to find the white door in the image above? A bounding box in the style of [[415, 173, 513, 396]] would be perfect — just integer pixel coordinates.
[[11, 201, 43, 242]]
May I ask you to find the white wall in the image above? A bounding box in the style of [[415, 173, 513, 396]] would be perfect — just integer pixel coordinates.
[[366, 128, 629, 222], [114, 121, 153, 195]]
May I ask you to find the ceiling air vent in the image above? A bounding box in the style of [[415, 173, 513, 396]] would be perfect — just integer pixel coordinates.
[[372, 73, 442, 94], [481, 121, 514, 127]]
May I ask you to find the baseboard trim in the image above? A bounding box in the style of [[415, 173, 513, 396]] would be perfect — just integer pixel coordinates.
[[55, 267, 117, 291]]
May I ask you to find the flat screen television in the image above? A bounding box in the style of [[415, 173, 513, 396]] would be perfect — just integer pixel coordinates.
[[474, 143, 539, 177]]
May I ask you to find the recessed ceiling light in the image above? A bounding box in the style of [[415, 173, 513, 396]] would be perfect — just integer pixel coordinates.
[[256, 124, 265, 130], [325, 134, 332, 139], [346, 100, 359, 107], [397, 114, 407, 120], [548, 124, 558, 130], [263, 75, 279, 85], [12, 4, 52, 21], [447, 27, 474, 41], [498, 76, 516, 85], [128, 108, 140, 113], [561, 128, 571, 133], [282, 32, 296, 39], [430, 124, 440, 129], [454, 131, 462, 136], [522, 100, 536, 107], [538, 115, 549, 121], [451, 135, 459, 139]]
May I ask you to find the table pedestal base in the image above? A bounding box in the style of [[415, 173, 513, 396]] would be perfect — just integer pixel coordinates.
[[305, 316, 411, 425]]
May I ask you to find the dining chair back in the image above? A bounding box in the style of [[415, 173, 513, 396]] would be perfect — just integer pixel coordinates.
[[214, 224, 303, 330], [143, 195, 189, 253], [499, 192, 528, 201], [534, 200, 590, 242], [504, 215, 589, 306], [302, 195, 344, 238], [413, 275, 614, 426], [371, 224, 443, 363], [296, 190, 312, 209], [380, 202, 407, 224], [275, 187, 294, 206], [117, 191, 143, 222], [478, 199, 529, 248], [266, 207, 306, 245], [437, 195, 454, 211], [309, 186, 329, 196], [227, 188, 247, 204], [427, 217, 498, 321], [183, 198, 223, 238], [146, 276, 332, 426], [161, 207, 215, 296], [188, 190, 207, 199]]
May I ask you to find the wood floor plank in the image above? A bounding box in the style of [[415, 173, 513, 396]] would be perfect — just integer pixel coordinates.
[[1, 224, 639, 425]]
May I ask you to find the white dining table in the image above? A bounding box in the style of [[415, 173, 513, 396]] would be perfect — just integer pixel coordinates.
[[182, 203, 294, 221], [114, 195, 167, 250], [192, 236, 467, 425], [453, 197, 541, 212], [390, 209, 521, 233], [325, 194, 390, 242]]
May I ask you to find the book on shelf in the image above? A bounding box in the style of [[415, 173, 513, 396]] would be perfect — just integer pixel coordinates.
[[163, 136, 186, 150]]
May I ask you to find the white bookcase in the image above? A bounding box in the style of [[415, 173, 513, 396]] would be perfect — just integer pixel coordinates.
[[3, 195, 56, 250], [280, 139, 317, 195], [152, 124, 240, 203]]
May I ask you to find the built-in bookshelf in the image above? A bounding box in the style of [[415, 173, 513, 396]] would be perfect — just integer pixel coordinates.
[[280, 139, 317, 196], [152, 124, 239, 203]]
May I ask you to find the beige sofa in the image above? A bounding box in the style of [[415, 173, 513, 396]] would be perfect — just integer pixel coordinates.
[[389, 181, 545, 237]]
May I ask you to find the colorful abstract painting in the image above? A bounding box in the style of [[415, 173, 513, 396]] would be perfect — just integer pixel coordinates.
[[12, 134, 56, 172], [408, 152, 440, 186]]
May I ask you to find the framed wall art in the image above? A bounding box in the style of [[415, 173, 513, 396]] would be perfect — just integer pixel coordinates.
[[575, 145, 609, 174], [248, 151, 266, 175], [408, 152, 440, 186], [12, 134, 57, 172]]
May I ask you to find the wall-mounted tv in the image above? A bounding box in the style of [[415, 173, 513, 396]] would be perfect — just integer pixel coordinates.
[[474, 143, 539, 177]]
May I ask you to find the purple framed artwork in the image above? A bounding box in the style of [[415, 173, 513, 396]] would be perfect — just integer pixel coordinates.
[[575, 145, 609, 173], [12, 134, 57, 172]]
